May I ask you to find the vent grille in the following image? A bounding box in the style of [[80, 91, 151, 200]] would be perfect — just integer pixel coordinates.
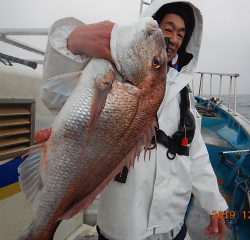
[[0, 99, 35, 161]]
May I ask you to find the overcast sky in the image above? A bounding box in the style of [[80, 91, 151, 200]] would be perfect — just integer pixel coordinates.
[[0, 0, 249, 95]]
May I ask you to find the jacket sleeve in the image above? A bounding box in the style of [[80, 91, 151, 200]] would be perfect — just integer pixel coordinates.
[[41, 17, 91, 114], [189, 126, 228, 215]]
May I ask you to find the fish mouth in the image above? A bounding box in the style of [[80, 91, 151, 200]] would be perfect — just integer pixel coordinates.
[[146, 19, 159, 35]]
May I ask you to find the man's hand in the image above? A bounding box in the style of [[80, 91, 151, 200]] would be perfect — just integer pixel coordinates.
[[204, 215, 226, 240], [67, 20, 115, 61]]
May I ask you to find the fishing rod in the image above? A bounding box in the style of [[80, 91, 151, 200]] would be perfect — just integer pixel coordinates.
[[219, 149, 250, 155], [0, 52, 37, 70], [217, 149, 250, 171]]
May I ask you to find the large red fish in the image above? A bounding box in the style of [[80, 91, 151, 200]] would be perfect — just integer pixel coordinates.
[[17, 17, 167, 240]]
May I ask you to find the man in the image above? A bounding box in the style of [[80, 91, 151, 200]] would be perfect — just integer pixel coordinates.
[[42, 1, 228, 239]]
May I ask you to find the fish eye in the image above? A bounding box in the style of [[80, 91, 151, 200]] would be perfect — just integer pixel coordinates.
[[153, 57, 161, 68]]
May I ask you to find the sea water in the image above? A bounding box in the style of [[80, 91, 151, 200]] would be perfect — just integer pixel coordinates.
[[221, 94, 250, 121], [203, 94, 250, 121]]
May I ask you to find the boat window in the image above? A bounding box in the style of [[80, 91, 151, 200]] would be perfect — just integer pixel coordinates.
[[0, 99, 35, 161]]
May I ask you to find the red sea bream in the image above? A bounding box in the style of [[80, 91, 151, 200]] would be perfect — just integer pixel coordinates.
[[16, 17, 167, 239]]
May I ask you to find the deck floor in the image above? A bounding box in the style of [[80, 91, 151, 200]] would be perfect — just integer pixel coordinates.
[[201, 127, 233, 148], [187, 200, 232, 240]]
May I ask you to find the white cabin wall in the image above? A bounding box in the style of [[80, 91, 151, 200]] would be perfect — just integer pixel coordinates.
[[0, 64, 56, 131], [0, 65, 83, 239]]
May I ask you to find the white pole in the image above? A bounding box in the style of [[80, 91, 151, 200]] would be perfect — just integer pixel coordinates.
[[140, 0, 144, 14], [201, 73, 204, 98], [192, 78, 195, 94], [219, 75, 222, 104], [0, 29, 48, 35], [233, 77, 237, 115], [210, 74, 213, 99], [228, 76, 233, 111]]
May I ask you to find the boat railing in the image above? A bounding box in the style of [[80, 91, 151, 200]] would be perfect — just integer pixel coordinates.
[[194, 72, 240, 115], [140, 0, 154, 14], [0, 29, 48, 57]]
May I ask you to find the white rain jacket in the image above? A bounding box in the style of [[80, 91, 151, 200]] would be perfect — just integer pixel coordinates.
[[41, 1, 228, 240]]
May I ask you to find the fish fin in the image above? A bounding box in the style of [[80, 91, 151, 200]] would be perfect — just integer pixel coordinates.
[[87, 69, 114, 141], [43, 71, 82, 103], [58, 120, 157, 221], [52, 94, 69, 105], [18, 143, 46, 209], [123, 119, 157, 169]]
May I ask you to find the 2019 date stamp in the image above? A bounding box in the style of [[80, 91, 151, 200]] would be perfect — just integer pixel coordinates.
[[212, 211, 250, 219]]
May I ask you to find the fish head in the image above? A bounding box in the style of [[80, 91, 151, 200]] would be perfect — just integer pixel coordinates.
[[111, 17, 167, 97]]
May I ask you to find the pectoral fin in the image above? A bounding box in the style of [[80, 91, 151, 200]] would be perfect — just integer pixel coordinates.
[[87, 67, 116, 138], [43, 71, 82, 104]]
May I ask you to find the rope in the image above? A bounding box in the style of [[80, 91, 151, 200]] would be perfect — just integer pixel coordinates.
[[195, 97, 220, 117]]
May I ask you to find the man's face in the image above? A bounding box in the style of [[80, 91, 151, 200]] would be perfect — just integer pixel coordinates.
[[159, 13, 186, 62]]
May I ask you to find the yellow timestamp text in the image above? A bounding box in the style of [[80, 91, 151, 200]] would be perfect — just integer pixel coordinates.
[[212, 211, 250, 219]]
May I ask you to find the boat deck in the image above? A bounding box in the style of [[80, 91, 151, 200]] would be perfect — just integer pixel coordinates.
[[187, 199, 232, 240], [67, 224, 98, 240], [201, 127, 233, 148]]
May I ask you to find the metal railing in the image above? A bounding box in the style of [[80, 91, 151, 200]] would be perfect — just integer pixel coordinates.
[[0, 29, 48, 56], [140, 0, 154, 14], [1, 0, 154, 57], [0, 29, 48, 35], [194, 72, 240, 115]]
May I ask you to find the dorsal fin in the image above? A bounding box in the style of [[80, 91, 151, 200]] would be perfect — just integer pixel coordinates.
[[58, 119, 157, 221], [18, 143, 47, 209], [43, 71, 82, 104]]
